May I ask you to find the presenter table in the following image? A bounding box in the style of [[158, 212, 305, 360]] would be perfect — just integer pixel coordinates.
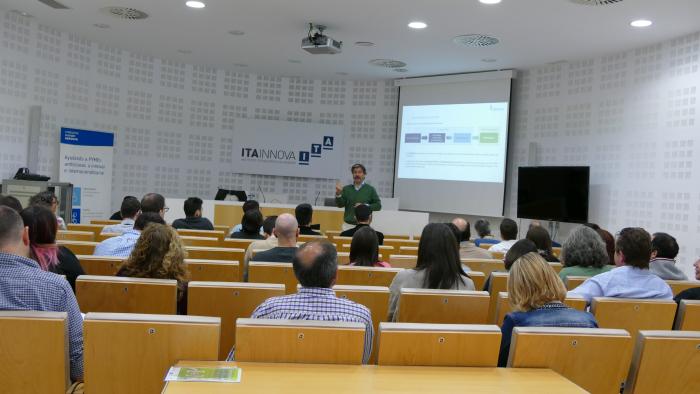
[[161, 361, 585, 393]]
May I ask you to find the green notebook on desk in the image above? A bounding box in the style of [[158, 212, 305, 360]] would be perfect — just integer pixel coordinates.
[[165, 367, 242, 383]]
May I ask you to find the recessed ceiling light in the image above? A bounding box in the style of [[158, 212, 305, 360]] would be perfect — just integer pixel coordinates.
[[177, 49, 192, 54], [408, 21, 427, 29], [354, 41, 375, 47], [288, 59, 302, 64], [93, 23, 110, 29], [228, 30, 245, 36], [479, 0, 502, 4], [185, 1, 206, 9], [630, 19, 652, 28]]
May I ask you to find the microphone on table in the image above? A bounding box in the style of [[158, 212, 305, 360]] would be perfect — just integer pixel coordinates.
[[314, 191, 321, 206]]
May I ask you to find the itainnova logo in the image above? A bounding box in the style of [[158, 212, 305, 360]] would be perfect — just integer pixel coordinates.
[[242, 136, 335, 166]]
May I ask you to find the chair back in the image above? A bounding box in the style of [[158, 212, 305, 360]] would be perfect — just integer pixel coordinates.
[[396, 289, 490, 324], [334, 285, 390, 363], [591, 297, 677, 340], [674, 299, 700, 330], [665, 280, 699, 296], [185, 247, 245, 263], [460, 259, 505, 278], [486, 272, 509, 323], [57, 230, 95, 242], [336, 266, 401, 287], [66, 224, 105, 236], [248, 262, 298, 294], [176, 229, 225, 242], [76, 275, 178, 314], [78, 255, 123, 276], [565, 275, 588, 290], [389, 255, 416, 269], [57, 240, 97, 255], [186, 259, 239, 282], [179, 236, 221, 248]]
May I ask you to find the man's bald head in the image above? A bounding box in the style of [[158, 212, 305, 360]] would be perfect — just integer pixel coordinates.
[[273, 213, 299, 243], [293, 240, 337, 288], [451, 217, 470, 242]]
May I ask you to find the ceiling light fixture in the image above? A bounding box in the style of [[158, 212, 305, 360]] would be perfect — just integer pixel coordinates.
[[479, 0, 502, 4], [228, 30, 245, 36], [177, 49, 192, 54], [354, 41, 375, 47], [481, 58, 498, 63], [185, 1, 206, 9], [630, 19, 652, 28], [408, 21, 427, 29]]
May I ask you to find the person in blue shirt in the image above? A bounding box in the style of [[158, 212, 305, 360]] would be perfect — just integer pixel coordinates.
[[498, 252, 598, 367], [94, 212, 165, 257]]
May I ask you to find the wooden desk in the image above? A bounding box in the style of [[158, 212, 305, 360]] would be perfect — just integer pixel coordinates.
[[213, 202, 344, 232], [162, 361, 586, 393]]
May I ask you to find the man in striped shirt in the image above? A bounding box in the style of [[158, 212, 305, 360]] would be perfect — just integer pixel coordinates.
[[251, 239, 374, 363]]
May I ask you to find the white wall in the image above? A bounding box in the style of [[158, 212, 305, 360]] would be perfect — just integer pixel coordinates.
[[0, 10, 398, 212]]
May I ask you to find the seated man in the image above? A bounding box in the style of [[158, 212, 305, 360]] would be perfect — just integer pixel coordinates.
[[340, 204, 384, 245], [94, 213, 165, 257], [473, 219, 499, 247], [452, 217, 491, 259], [251, 240, 373, 363], [0, 206, 84, 382], [102, 196, 140, 234], [0, 194, 22, 212], [649, 232, 687, 280], [251, 214, 298, 262], [230, 210, 265, 240], [488, 218, 518, 253], [109, 195, 137, 220], [570, 227, 673, 303], [243, 215, 278, 281], [674, 259, 700, 303], [229, 200, 261, 235], [295, 203, 320, 236], [172, 197, 214, 230], [140, 193, 167, 218]]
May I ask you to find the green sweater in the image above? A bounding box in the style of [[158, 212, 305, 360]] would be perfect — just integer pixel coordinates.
[[335, 183, 381, 224], [559, 265, 614, 282]]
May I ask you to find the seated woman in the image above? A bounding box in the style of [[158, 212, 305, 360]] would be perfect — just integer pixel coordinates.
[[117, 223, 190, 314], [498, 252, 598, 367], [559, 226, 613, 282], [20, 205, 85, 290], [230, 209, 265, 240], [388, 223, 474, 320], [482, 239, 538, 291], [525, 226, 559, 262], [348, 226, 391, 268]]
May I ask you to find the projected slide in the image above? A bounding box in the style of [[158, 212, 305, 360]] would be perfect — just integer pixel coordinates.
[[397, 103, 509, 183]]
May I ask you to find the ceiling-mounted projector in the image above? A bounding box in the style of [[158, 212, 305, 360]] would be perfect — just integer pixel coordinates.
[[302, 23, 342, 54]]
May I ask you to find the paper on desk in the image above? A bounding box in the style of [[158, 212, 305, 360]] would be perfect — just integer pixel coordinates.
[[164, 367, 242, 383]]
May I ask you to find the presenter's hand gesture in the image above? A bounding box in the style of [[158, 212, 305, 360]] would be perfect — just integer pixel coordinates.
[[335, 181, 342, 196]]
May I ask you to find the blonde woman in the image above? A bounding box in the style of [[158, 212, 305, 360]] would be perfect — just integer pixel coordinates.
[[117, 223, 190, 314], [498, 252, 597, 367]]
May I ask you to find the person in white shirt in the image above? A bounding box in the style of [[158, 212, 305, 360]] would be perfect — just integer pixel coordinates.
[[488, 218, 518, 253], [101, 197, 140, 235], [569, 227, 673, 303]]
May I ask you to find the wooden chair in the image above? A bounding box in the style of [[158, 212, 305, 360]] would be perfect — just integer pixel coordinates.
[[548, 262, 563, 273], [91, 219, 120, 225], [76, 275, 178, 314], [235, 318, 366, 364], [396, 289, 490, 324], [565, 275, 588, 290], [57, 240, 97, 255], [665, 280, 699, 296], [389, 254, 416, 269], [336, 266, 401, 287], [95, 232, 119, 242], [298, 234, 327, 243], [186, 260, 239, 282], [0, 311, 69, 393], [591, 297, 677, 340], [334, 285, 390, 363], [329, 236, 353, 251], [77, 255, 123, 276], [377, 322, 501, 367], [673, 299, 700, 330], [398, 246, 418, 256], [479, 244, 492, 250], [185, 246, 244, 263], [552, 247, 561, 258], [213, 225, 231, 234], [179, 236, 221, 248], [57, 230, 95, 242], [187, 281, 285, 359], [485, 271, 509, 323], [339, 244, 394, 256], [467, 271, 486, 292], [338, 252, 352, 264], [384, 234, 410, 240], [66, 223, 106, 237], [83, 312, 220, 394], [624, 330, 700, 394], [490, 251, 505, 260], [176, 229, 226, 242], [324, 230, 341, 237], [460, 259, 505, 278], [509, 327, 633, 394], [495, 292, 589, 326], [248, 262, 298, 294], [221, 238, 257, 250], [383, 239, 419, 251]]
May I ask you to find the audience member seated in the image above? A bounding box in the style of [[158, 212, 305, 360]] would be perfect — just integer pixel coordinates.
[[243, 216, 278, 280], [348, 226, 391, 268], [558, 226, 613, 282], [482, 239, 538, 291], [488, 218, 519, 253], [497, 252, 598, 367], [172, 197, 214, 230], [29, 191, 66, 230], [101, 196, 140, 235], [116, 223, 189, 314], [526, 226, 559, 262], [109, 195, 137, 220], [451, 217, 492, 259], [94, 212, 165, 257], [528, 221, 561, 247], [674, 259, 700, 303], [251, 213, 298, 262], [0, 206, 83, 381], [250, 240, 373, 363], [388, 223, 475, 320], [230, 209, 265, 240], [140, 192, 167, 218], [473, 219, 499, 247], [0, 194, 22, 212], [649, 232, 687, 280], [20, 205, 85, 291], [295, 203, 321, 236], [339, 204, 384, 245], [569, 227, 673, 303], [596, 228, 616, 265], [229, 200, 260, 235]]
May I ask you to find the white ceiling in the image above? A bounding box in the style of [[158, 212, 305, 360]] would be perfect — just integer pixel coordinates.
[[3, 0, 700, 80]]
